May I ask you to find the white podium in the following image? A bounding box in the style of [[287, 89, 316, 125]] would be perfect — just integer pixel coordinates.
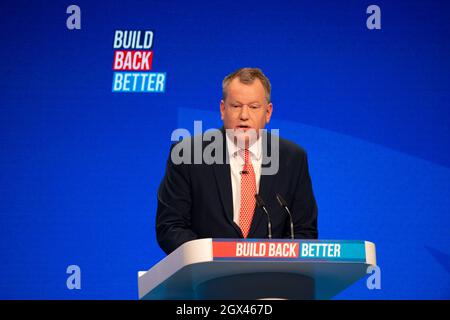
[[138, 238, 376, 300]]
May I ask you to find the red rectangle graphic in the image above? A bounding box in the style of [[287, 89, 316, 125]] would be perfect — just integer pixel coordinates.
[[213, 241, 299, 259], [113, 50, 153, 71]]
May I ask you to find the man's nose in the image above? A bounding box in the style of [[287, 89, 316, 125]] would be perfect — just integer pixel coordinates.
[[239, 105, 250, 120]]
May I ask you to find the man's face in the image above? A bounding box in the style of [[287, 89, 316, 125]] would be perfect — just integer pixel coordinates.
[[220, 78, 273, 144]]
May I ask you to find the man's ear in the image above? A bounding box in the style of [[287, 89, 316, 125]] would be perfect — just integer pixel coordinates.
[[266, 103, 273, 123], [220, 100, 225, 120]]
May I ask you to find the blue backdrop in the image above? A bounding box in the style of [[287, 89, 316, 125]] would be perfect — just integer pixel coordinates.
[[0, 0, 449, 299]]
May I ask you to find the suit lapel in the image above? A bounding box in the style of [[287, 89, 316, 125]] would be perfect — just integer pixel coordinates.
[[247, 173, 277, 238], [212, 128, 242, 237]]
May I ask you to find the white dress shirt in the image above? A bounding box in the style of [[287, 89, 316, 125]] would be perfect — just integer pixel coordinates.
[[225, 133, 262, 225]]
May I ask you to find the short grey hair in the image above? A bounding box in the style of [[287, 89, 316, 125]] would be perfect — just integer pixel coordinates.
[[222, 67, 271, 103]]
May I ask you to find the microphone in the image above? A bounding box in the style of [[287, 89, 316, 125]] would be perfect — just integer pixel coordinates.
[[254, 194, 272, 239], [240, 170, 249, 174], [275, 193, 295, 240]]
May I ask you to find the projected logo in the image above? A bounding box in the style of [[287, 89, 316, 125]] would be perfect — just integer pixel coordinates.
[[112, 30, 166, 93]]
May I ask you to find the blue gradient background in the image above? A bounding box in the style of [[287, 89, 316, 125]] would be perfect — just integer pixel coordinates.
[[0, 0, 449, 299]]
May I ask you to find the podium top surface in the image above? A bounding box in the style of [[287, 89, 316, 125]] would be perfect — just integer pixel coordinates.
[[138, 239, 376, 300]]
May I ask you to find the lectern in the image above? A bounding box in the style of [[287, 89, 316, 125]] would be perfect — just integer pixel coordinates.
[[138, 239, 376, 300]]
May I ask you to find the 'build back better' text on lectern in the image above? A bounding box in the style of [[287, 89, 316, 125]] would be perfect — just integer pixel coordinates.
[[138, 239, 376, 300]]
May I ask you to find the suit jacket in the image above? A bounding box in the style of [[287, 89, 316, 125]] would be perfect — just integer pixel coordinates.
[[156, 128, 318, 254]]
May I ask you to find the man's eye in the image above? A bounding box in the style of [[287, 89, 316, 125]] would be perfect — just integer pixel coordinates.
[[250, 105, 260, 109], [232, 105, 241, 108]]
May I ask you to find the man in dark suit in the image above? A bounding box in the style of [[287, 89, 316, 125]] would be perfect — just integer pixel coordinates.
[[156, 68, 318, 254]]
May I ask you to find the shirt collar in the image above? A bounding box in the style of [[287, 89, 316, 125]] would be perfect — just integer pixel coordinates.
[[225, 131, 262, 161]]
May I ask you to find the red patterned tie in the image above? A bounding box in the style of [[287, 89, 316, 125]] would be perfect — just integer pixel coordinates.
[[239, 149, 256, 238]]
